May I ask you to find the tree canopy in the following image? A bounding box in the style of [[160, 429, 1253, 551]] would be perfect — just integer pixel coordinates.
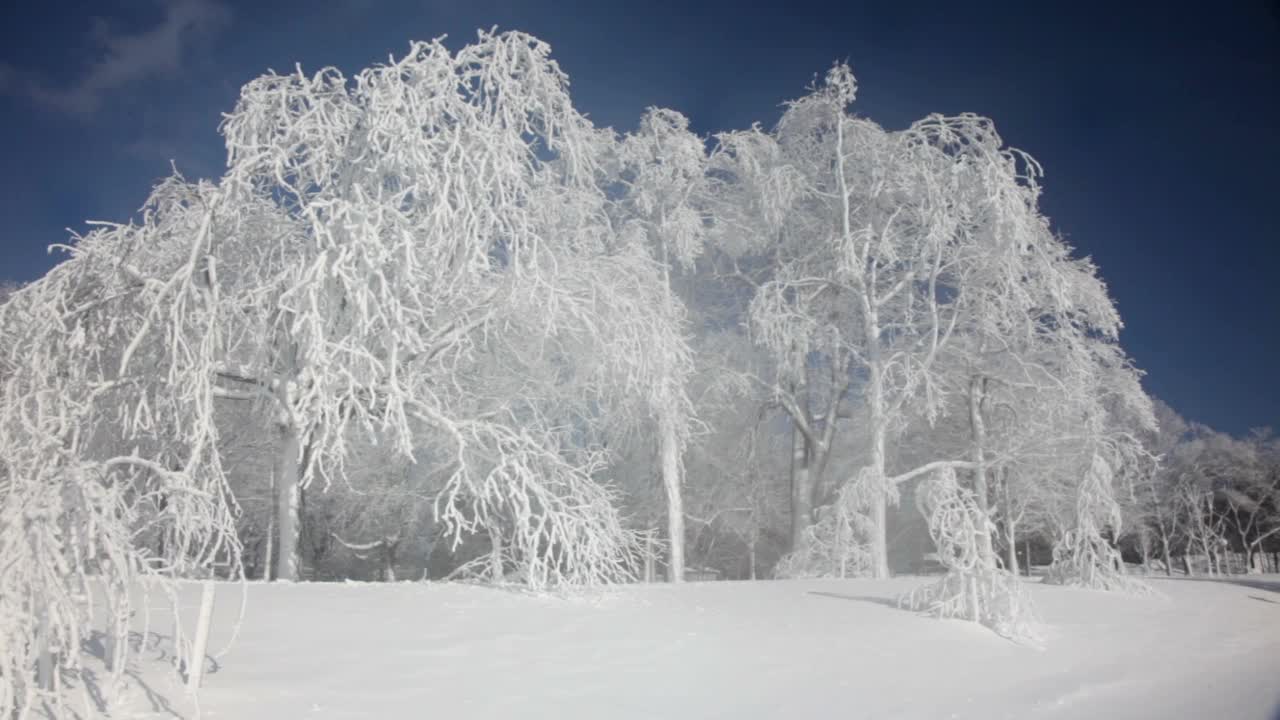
[[5, 28, 1267, 715]]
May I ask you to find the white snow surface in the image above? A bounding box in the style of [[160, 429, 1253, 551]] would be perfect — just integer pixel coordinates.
[[85, 575, 1280, 719]]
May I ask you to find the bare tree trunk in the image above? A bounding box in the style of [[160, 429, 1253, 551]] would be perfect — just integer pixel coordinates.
[[155, 493, 169, 560], [789, 421, 812, 553], [1243, 546, 1259, 574], [262, 472, 276, 581], [36, 610, 53, 691], [806, 362, 848, 514], [1183, 553, 1194, 577], [489, 527, 504, 583], [185, 581, 216, 693], [384, 538, 399, 582], [103, 616, 118, 674], [1146, 483, 1174, 576], [998, 466, 1019, 576], [1194, 514, 1216, 577], [867, 354, 890, 579], [1005, 521, 1019, 576], [867, 464, 889, 578], [101, 557, 122, 674], [1158, 527, 1173, 577], [1024, 539, 1031, 577], [838, 511, 849, 578], [274, 423, 302, 582], [643, 528, 656, 583], [656, 235, 686, 586], [868, 491, 888, 579], [1139, 529, 1152, 575], [967, 376, 995, 566], [660, 416, 685, 583], [748, 540, 757, 581], [1203, 496, 1220, 576]]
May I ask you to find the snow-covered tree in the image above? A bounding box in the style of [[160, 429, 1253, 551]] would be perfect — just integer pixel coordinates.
[[720, 64, 1090, 579], [909, 217, 1147, 620], [902, 467, 1039, 641], [0, 179, 243, 714], [0, 30, 1183, 695], [608, 107, 707, 581], [1220, 431, 1280, 574], [712, 126, 860, 555], [0, 30, 698, 714], [212, 30, 697, 587], [1160, 425, 1279, 576], [1122, 397, 1190, 574], [682, 329, 790, 579], [1039, 339, 1155, 591]]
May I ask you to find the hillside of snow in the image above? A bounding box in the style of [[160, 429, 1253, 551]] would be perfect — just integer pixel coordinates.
[[76, 575, 1280, 719]]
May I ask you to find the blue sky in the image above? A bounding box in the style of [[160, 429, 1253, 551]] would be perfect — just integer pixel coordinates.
[[1, 0, 1277, 435]]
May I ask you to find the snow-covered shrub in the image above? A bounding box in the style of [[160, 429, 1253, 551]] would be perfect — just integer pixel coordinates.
[[901, 469, 1039, 641], [775, 481, 873, 579], [1045, 454, 1151, 593]]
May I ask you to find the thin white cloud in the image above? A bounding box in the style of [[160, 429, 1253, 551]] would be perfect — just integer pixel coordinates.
[[1, 0, 231, 115]]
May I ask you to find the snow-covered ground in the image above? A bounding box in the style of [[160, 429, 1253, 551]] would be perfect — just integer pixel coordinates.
[[81, 575, 1280, 719]]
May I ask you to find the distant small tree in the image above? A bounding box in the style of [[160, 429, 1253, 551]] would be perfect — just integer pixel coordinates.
[[1129, 398, 1192, 575], [902, 468, 1039, 641]]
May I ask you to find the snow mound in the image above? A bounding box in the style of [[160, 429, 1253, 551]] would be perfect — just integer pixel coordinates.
[[63, 575, 1280, 719]]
